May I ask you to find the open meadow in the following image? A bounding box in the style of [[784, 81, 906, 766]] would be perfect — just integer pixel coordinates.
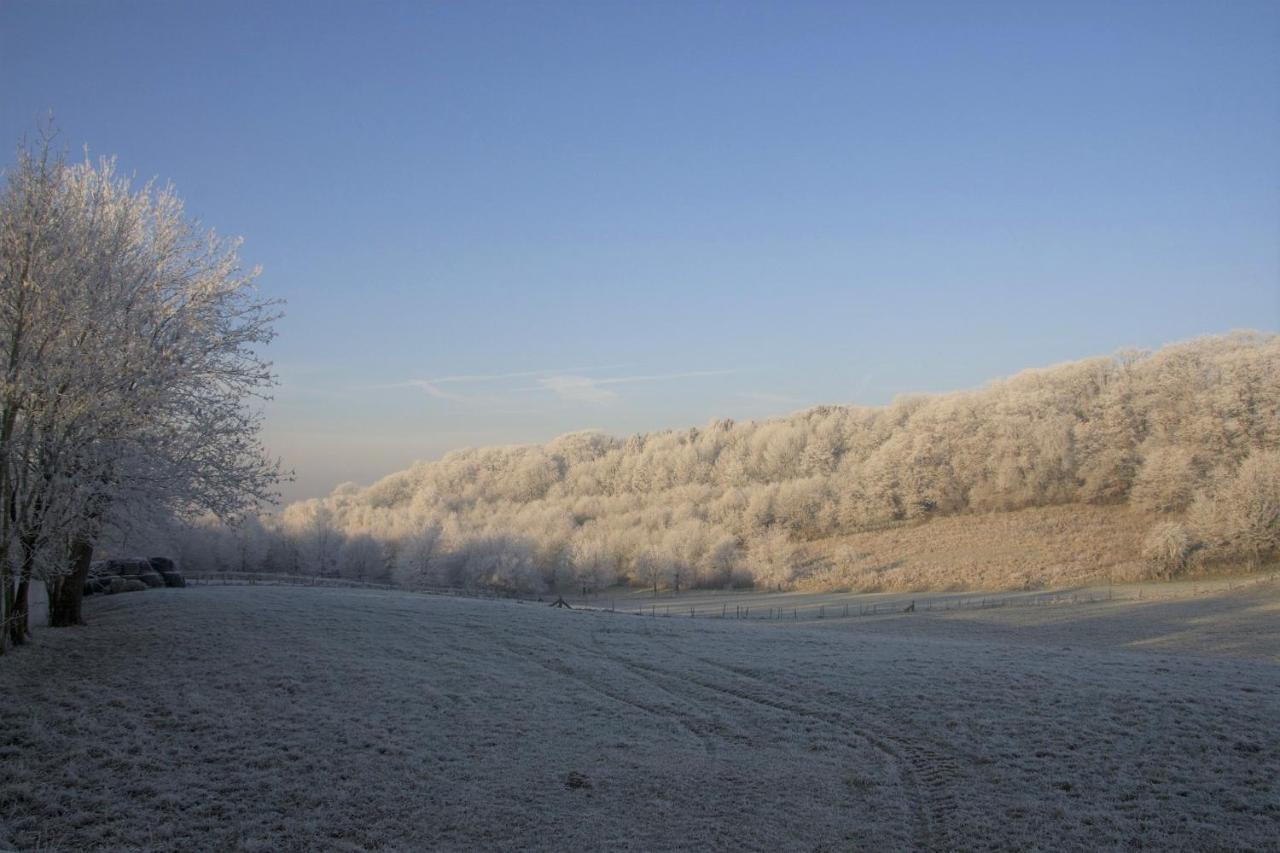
[[2, 583, 1277, 852], [4, 4, 1280, 851]]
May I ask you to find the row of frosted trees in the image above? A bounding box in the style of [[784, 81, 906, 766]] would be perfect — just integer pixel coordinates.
[[0, 133, 280, 652], [159, 333, 1280, 595]]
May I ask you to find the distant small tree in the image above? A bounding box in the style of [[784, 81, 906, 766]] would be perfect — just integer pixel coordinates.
[[294, 502, 342, 577], [338, 534, 385, 582], [392, 523, 444, 588], [1142, 522, 1192, 580], [233, 515, 270, 573], [1130, 446, 1199, 514], [570, 534, 617, 596], [458, 534, 541, 594], [747, 527, 797, 591], [633, 549, 664, 597]]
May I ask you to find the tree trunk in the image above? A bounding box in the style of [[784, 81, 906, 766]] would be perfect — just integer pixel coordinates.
[[7, 533, 38, 646], [48, 537, 93, 628], [0, 565, 11, 655], [7, 576, 30, 646]]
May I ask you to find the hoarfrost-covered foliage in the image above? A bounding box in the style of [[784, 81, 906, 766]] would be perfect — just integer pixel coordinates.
[[1141, 522, 1193, 580], [0, 131, 281, 648], [179, 333, 1278, 594]]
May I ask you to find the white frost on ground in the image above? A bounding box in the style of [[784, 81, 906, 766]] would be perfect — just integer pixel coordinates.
[[1, 585, 1277, 851]]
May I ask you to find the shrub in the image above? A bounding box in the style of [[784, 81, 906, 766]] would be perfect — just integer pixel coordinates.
[[1142, 522, 1193, 579]]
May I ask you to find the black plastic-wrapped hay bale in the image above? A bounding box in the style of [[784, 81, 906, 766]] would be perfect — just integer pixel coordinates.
[[95, 557, 165, 588], [136, 571, 166, 588], [148, 557, 185, 588], [121, 558, 165, 588], [82, 576, 113, 596], [85, 560, 121, 596]]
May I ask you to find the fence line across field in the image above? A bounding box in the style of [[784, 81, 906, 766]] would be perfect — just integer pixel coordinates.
[[608, 590, 1140, 621], [185, 572, 511, 601], [181, 570, 1277, 624], [597, 574, 1276, 621]]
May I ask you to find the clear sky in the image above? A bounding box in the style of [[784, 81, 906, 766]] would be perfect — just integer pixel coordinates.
[[3, 0, 1278, 502]]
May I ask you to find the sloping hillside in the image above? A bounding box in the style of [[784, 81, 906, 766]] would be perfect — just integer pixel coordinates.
[[795, 504, 1155, 592], [156, 332, 1280, 593]]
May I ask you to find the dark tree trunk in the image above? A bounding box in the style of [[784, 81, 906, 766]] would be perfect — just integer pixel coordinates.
[[7, 577, 30, 646], [0, 569, 12, 655], [8, 534, 38, 645], [48, 537, 93, 628]]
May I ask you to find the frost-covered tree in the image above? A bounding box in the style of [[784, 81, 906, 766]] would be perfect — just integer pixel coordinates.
[[287, 501, 342, 577], [0, 131, 281, 643], [1130, 445, 1200, 514], [337, 533, 385, 582], [1142, 522, 1193, 580], [746, 527, 797, 591], [392, 522, 444, 588], [570, 533, 617, 596], [1189, 451, 1280, 568]]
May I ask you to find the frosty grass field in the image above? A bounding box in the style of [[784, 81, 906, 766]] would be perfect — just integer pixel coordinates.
[[2, 581, 1278, 852]]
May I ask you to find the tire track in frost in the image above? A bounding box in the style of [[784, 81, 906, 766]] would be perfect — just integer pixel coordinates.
[[500, 626, 944, 848], [506, 617, 963, 850], [687, 650, 969, 852], [548, 626, 929, 847], [630, 633, 964, 852], [535, 627, 929, 847], [490, 634, 722, 757]]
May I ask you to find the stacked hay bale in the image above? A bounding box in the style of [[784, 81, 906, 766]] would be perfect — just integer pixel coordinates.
[[148, 557, 185, 587], [84, 558, 184, 596]]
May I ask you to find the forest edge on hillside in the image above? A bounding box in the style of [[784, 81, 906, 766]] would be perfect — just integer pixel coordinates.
[[119, 332, 1280, 597]]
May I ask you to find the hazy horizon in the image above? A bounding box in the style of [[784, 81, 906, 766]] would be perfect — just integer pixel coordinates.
[[3, 1, 1278, 503]]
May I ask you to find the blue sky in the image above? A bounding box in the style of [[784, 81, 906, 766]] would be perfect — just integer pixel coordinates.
[[3, 0, 1278, 501]]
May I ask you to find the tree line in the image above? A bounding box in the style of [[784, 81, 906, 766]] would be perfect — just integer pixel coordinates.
[[146, 332, 1279, 595]]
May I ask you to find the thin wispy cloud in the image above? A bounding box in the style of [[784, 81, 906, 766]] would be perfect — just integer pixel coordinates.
[[429, 366, 626, 384], [538, 375, 618, 403], [531, 369, 733, 403], [736, 391, 803, 405], [405, 379, 464, 401], [365, 364, 632, 403], [364, 366, 728, 405]]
